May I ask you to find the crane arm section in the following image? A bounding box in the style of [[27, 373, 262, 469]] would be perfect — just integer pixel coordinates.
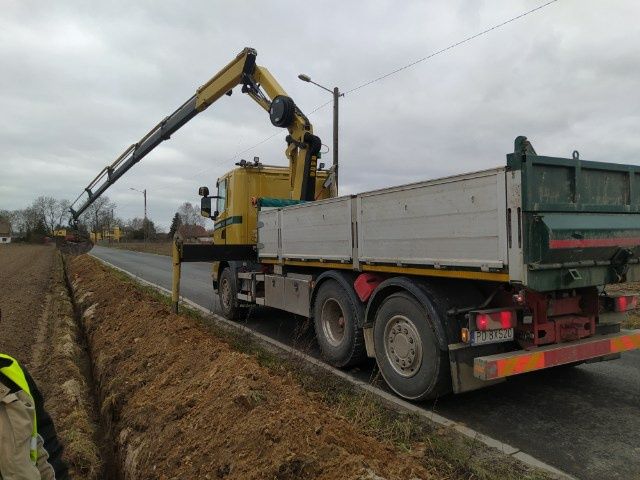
[[70, 47, 322, 221]]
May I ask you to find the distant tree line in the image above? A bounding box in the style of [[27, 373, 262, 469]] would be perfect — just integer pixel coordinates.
[[1, 197, 209, 243]]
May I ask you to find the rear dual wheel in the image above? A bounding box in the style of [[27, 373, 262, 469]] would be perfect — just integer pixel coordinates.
[[313, 280, 366, 368], [373, 292, 450, 401]]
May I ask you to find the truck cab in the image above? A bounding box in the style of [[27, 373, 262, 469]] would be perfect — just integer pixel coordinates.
[[200, 161, 331, 314], [210, 162, 331, 246]]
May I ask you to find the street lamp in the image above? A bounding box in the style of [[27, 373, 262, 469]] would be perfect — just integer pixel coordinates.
[[130, 187, 147, 243], [298, 73, 343, 196]]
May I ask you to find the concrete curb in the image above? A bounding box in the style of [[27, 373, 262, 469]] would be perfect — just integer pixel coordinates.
[[89, 253, 577, 480]]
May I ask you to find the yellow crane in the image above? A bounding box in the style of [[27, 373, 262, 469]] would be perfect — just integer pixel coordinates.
[[69, 47, 332, 235], [68, 48, 333, 298]]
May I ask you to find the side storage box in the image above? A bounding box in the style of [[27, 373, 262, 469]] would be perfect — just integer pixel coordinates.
[[264, 275, 285, 311]]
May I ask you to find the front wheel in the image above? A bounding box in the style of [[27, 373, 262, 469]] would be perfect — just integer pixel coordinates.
[[373, 292, 450, 401], [218, 267, 240, 320]]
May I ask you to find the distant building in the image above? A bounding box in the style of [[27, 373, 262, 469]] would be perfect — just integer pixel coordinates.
[[0, 218, 11, 244], [90, 226, 122, 243], [178, 224, 209, 242]]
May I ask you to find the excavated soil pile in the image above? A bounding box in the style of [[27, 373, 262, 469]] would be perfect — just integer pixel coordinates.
[[70, 255, 441, 480]]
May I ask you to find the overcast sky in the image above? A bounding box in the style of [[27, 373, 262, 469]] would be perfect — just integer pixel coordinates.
[[1, 0, 639, 229]]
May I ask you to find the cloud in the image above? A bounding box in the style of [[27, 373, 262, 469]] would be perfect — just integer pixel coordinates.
[[1, 0, 639, 228]]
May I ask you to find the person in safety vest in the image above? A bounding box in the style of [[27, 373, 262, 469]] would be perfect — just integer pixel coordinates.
[[0, 353, 69, 480]]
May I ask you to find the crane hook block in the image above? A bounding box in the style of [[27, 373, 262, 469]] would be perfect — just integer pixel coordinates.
[[269, 95, 296, 128]]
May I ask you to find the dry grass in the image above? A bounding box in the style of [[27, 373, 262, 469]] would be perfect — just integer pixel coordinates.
[[623, 312, 640, 329], [606, 282, 640, 329]]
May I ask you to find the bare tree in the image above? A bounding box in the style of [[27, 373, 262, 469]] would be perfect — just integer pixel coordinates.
[[32, 196, 58, 234], [81, 196, 116, 236], [177, 202, 204, 227], [56, 199, 71, 228]]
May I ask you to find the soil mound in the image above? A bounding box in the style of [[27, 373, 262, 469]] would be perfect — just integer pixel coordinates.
[[70, 254, 437, 480]]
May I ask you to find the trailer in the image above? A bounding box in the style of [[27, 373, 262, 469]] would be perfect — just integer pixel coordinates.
[[174, 137, 640, 400]]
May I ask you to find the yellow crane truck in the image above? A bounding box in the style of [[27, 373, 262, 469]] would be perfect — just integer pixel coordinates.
[[70, 48, 640, 401]]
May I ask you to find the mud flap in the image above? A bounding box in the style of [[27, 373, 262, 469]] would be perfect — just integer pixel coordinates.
[[448, 343, 505, 394]]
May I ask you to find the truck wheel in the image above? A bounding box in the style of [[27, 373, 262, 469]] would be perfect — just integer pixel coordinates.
[[218, 267, 239, 320], [313, 280, 366, 368], [373, 292, 450, 401]]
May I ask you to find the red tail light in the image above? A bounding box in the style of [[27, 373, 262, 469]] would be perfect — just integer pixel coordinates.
[[476, 314, 490, 331], [474, 309, 515, 331], [614, 295, 638, 312]]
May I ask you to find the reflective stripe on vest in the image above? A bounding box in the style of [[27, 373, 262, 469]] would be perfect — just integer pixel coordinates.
[[0, 353, 38, 463]]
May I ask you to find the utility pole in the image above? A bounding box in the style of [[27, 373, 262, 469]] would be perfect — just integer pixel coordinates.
[[332, 87, 339, 195], [130, 187, 148, 244], [298, 73, 343, 196]]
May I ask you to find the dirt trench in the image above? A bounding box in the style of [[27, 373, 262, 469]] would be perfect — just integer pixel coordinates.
[[67, 254, 449, 480], [0, 245, 108, 479]]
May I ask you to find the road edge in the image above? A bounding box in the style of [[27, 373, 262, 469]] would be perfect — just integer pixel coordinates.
[[89, 253, 576, 480]]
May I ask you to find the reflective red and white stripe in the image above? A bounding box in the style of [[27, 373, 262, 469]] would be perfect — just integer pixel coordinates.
[[473, 331, 640, 381]]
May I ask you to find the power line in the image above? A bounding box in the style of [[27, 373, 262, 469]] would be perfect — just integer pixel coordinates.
[[188, 0, 560, 182], [116, 1, 560, 202], [344, 0, 560, 95]]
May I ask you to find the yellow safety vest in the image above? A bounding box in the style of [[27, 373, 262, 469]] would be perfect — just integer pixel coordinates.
[[0, 353, 38, 464]]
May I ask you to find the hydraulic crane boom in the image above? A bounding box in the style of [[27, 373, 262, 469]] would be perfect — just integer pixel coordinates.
[[70, 47, 322, 220]]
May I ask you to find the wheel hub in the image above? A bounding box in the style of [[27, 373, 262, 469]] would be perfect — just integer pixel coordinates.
[[384, 315, 422, 378], [221, 278, 231, 307], [321, 298, 346, 347]]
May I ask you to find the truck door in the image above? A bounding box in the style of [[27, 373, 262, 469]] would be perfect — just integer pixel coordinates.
[[213, 178, 228, 245]]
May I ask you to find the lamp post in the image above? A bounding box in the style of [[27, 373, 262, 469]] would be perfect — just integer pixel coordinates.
[[298, 73, 343, 196], [130, 187, 147, 243]]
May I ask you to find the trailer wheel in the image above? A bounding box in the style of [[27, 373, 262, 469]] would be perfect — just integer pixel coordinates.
[[218, 267, 239, 320], [373, 292, 450, 400], [313, 280, 366, 368]]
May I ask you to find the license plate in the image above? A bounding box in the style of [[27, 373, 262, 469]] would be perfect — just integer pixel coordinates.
[[471, 328, 514, 345]]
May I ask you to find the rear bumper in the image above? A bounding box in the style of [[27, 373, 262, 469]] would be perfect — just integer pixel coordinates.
[[474, 330, 640, 380]]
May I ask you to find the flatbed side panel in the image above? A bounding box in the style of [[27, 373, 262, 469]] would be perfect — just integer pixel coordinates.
[[279, 196, 353, 261], [357, 168, 507, 270], [474, 330, 640, 380], [257, 208, 280, 259]]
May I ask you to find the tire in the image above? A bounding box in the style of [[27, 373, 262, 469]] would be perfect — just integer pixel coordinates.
[[313, 280, 366, 368], [373, 292, 451, 401], [218, 267, 240, 320]]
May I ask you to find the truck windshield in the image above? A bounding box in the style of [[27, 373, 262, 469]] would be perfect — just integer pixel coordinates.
[[216, 179, 227, 213]]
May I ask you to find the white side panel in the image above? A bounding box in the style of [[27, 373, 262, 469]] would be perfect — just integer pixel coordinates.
[[257, 208, 280, 259], [280, 197, 353, 261], [506, 170, 526, 282], [357, 169, 507, 269]]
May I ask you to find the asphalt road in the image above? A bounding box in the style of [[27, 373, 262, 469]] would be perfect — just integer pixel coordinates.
[[91, 246, 640, 480]]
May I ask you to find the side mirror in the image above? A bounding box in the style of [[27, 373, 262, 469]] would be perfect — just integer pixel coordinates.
[[213, 210, 219, 220], [200, 196, 212, 218], [198, 186, 210, 197]]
